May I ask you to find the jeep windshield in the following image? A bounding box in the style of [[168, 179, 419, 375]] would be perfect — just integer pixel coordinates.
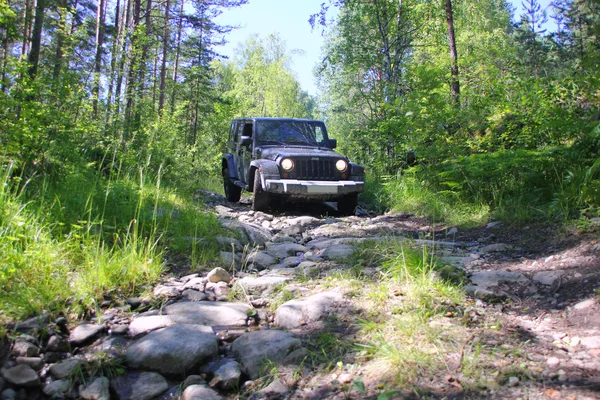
[[255, 120, 328, 147]]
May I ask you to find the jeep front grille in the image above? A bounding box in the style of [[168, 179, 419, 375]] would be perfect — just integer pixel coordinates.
[[293, 158, 337, 180]]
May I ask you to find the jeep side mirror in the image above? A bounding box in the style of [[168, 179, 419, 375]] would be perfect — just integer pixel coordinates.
[[327, 138, 337, 149], [240, 136, 252, 146]]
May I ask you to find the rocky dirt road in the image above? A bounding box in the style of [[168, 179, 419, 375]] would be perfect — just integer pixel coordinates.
[[1, 193, 599, 399]]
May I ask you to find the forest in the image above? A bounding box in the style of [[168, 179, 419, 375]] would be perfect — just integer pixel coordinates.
[[0, 0, 599, 322]]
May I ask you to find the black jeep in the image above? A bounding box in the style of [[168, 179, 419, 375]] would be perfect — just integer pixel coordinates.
[[221, 118, 365, 215]]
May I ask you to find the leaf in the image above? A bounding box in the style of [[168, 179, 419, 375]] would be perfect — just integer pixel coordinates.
[[351, 379, 366, 394]]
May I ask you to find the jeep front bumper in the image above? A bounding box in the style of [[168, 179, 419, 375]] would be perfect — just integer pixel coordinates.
[[264, 179, 364, 196]]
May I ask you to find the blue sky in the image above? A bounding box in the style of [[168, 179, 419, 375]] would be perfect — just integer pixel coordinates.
[[216, 0, 554, 96]]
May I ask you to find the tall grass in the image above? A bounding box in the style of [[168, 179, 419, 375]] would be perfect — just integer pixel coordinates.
[[0, 160, 226, 321], [351, 239, 466, 385]]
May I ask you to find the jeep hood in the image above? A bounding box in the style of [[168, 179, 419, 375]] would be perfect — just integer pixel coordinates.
[[256, 146, 344, 161]]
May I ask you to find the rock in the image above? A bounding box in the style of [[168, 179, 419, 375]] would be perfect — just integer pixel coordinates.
[[181, 384, 223, 400], [547, 357, 560, 368], [286, 216, 320, 227], [265, 243, 308, 260], [219, 252, 241, 269], [129, 316, 173, 337], [235, 276, 291, 295], [183, 277, 206, 291], [15, 357, 43, 371], [254, 378, 289, 399], [43, 379, 71, 397], [581, 336, 600, 349], [465, 286, 503, 302], [232, 330, 302, 379], [2, 365, 40, 387], [275, 291, 343, 329], [69, 323, 105, 346], [446, 227, 459, 236], [164, 301, 251, 326], [216, 237, 243, 252], [46, 335, 69, 352], [480, 243, 510, 253], [508, 376, 520, 387], [153, 285, 180, 297], [209, 360, 241, 390], [110, 325, 129, 335], [181, 375, 206, 391], [219, 220, 272, 247], [1, 388, 16, 400], [573, 299, 596, 310], [79, 376, 110, 400], [126, 324, 218, 375], [246, 251, 277, 270], [321, 244, 356, 261], [111, 372, 168, 400], [49, 359, 82, 379], [207, 267, 231, 283], [14, 314, 49, 332], [486, 221, 502, 229], [283, 347, 309, 364], [533, 271, 564, 286], [469, 271, 527, 288], [10, 341, 39, 357], [183, 290, 208, 302]]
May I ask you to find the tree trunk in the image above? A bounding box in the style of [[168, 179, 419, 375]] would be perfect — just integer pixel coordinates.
[[125, 0, 141, 132], [138, 0, 152, 92], [445, 0, 460, 107], [158, 0, 170, 114], [105, 0, 121, 123], [53, 0, 68, 82], [92, 0, 107, 118], [114, 0, 131, 118], [21, 0, 32, 57], [170, 0, 184, 113], [27, 0, 45, 80]]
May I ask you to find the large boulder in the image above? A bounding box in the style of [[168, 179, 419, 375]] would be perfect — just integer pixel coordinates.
[[126, 325, 218, 375], [2, 364, 40, 387], [275, 291, 343, 329], [128, 315, 174, 337], [232, 330, 302, 379]]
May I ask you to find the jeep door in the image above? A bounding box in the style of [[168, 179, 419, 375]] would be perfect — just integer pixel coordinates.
[[236, 121, 253, 184]]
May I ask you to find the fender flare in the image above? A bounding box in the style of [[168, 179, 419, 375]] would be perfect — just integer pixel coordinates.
[[349, 162, 366, 177], [249, 159, 279, 191], [222, 154, 237, 179]]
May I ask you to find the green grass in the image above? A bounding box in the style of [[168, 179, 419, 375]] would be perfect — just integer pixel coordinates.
[[0, 161, 229, 321]]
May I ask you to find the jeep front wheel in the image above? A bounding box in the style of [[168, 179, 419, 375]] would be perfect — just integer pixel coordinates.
[[337, 193, 358, 216], [252, 170, 271, 212], [223, 167, 241, 202]]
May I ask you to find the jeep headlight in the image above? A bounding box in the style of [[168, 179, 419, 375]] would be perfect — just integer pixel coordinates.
[[281, 158, 294, 171], [335, 159, 348, 172]]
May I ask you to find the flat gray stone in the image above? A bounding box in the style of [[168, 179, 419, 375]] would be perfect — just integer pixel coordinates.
[[209, 360, 241, 390], [533, 270, 564, 286], [265, 243, 308, 260], [11, 341, 39, 357], [164, 301, 251, 326], [246, 251, 277, 270], [321, 244, 356, 261], [235, 276, 291, 295], [275, 291, 343, 329], [181, 384, 223, 400], [15, 357, 43, 371], [469, 271, 527, 288], [2, 365, 40, 387], [79, 376, 110, 400], [43, 379, 70, 397], [219, 252, 241, 269], [69, 323, 105, 346], [126, 325, 218, 375], [111, 372, 168, 400], [47, 335, 69, 352], [581, 336, 600, 349], [232, 330, 302, 379], [465, 286, 503, 301], [219, 220, 272, 247], [285, 216, 320, 227], [256, 378, 289, 398], [129, 316, 174, 337], [480, 243, 511, 253], [153, 285, 180, 297], [49, 359, 83, 379], [183, 277, 206, 291], [207, 267, 231, 283], [182, 290, 208, 302], [216, 237, 243, 252], [573, 299, 596, 310]]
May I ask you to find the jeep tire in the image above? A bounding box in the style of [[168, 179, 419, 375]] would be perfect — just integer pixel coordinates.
[[252, 170, 271, 212], [223, 167, 241, 202], [337, 193, 358, 216]]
